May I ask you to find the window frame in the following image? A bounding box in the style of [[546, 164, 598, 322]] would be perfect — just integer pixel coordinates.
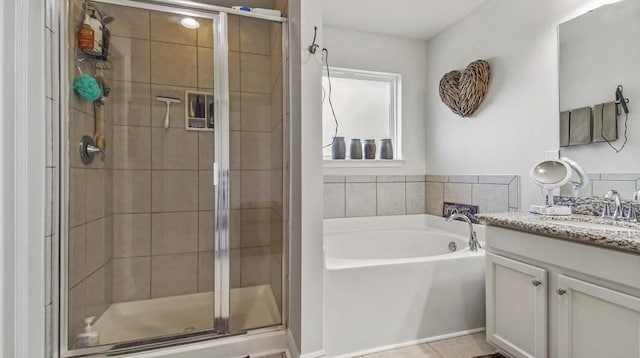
[[322, 66, 402, 162]]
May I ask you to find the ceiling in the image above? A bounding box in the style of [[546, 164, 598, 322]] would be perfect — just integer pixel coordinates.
[[322, 0, 487, 40]]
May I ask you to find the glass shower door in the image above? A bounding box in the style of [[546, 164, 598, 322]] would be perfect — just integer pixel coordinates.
[[64, 0, 222, 353]]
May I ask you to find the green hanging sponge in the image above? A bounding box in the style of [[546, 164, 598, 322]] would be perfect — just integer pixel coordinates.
[[73, 74, 102, 102]]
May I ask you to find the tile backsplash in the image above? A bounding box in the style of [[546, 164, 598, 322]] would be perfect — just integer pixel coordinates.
[[561, 173, 640, 199], [323, 174, 520, 219]]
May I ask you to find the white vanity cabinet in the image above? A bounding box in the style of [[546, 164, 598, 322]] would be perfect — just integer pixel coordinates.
[[485, 226, 640, 358], [486, 253, 547, 358]]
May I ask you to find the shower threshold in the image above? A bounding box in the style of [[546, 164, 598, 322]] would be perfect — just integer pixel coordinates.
[[92, 284, 280, 346]]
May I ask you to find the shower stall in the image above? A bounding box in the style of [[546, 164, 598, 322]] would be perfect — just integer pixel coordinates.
[[59, 0, 288, 355]]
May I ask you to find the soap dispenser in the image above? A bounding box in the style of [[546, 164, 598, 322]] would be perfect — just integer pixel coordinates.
[[76, 316, 100, 348]]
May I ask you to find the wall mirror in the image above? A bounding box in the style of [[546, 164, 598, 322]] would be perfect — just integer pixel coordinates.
[[558, 0, 640, 175]]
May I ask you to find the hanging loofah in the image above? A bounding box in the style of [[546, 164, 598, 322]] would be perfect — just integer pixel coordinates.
[[73, 74, 102, 102]]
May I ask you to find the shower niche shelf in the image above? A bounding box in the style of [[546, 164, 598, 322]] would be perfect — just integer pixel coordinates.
[[185, 90, 214, 131]]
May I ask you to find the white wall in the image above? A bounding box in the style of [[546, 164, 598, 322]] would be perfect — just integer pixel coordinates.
[[322, 26, 428, 176], [559, 0, 640, 173], [424, 0, 619, 209]]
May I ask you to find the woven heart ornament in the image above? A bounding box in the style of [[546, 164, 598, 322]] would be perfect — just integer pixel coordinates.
[[439, 60, 490, 118]]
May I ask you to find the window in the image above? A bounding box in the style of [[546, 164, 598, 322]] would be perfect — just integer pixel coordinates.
[[322, 67, 401, 159]]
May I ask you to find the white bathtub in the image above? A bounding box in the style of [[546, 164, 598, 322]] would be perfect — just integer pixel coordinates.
[[324, 214, 486, 357]]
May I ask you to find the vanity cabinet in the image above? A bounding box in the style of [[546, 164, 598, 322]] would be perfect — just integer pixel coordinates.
[[486, 253, 547, 358], [485, 226, 640, 358]]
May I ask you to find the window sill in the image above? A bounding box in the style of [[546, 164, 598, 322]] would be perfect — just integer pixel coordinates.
[[323, 159, 406, 168]]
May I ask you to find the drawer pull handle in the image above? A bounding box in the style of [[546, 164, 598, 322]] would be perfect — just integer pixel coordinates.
[[557, 288, 567, 295], [531, 280, 542, 287]]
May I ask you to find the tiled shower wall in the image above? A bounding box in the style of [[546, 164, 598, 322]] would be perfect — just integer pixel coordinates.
[[323, 174, 520, 219], [68, 0, 115, 341]]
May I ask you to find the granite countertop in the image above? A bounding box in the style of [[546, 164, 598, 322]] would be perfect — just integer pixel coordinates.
[[477, 212, 640, 254]]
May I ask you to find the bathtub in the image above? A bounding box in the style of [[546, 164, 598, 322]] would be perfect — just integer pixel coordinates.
[[323, 214, 486, 357]]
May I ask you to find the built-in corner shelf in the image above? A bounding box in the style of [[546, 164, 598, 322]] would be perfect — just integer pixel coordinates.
[[185, 90, 214, 132]]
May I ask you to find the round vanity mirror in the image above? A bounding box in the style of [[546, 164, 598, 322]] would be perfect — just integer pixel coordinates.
[[530, 160, 572, 189]]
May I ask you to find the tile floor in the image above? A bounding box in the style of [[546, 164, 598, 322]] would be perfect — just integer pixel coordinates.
[[259, 332, 497, 358]]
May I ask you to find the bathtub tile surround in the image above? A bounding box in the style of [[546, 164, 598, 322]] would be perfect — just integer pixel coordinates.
[[426, 175, 519, 217], [323, 175, 427, 219], [324, 174, 519, 219]]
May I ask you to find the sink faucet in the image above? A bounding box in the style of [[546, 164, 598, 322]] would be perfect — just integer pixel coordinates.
[[446, 213, 481, 252], [601, 190, 624, 220], [625, 190, 640, 222]]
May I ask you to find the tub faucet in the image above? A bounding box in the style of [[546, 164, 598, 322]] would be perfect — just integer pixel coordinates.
[[446, 213, 481, 252]]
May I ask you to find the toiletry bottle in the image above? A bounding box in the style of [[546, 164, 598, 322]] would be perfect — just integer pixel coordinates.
[[76, 20, 94, 51], [85, 11, 103, 56], [76, 316, 100, 348]]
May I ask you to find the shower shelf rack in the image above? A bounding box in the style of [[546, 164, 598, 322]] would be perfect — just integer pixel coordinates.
[[184, 90, 214, 132]]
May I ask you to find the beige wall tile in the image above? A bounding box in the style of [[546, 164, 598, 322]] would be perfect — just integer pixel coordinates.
[[324, 183, 345, 219], [444, 183, 472, 205], [241, 170, 271, 208], [271, 170, 283, 214], [230, 209, 241, 249], [199, 170, 214, 211], [425, 182, 444, 216], [152, 170, 198, 212], [69, 169, 86, 227], [241, 208, 271, 248], [239, 17, 271, 55], [228, 15, 240, 52], [241, 53, 270, 94], [69, 224, 86, 287], [111, 36, 151, 83], [112, 257, 150, 302], [198, 211, 214, 251], [593, 179, 637, 198], [230, 248, 240, 288], [113, 213, 151, 258], [406, 182, 426, 214], [150, 42, 197, 87], [69, 109, 89, 168], [97, 3, 150, 39], [151, 253, 198, 298], [230, 131, 241, 170], [270, 27, 283, 89], [111, 81, 151, 127], [271, 123, 283, 169], [377, 182, 406, 216], [345, 183, 376, 217], [229, 51, 240, 91], [198, 251, 214, 292], [112, 170, 151, 213], [197, 19, 213, 48], [269, 255, 282, 313], [85, 264, 111, 319], [151, 128, 198, 170], [85, 217, 108, 274], [150, 11, 197, 45], [472, 184, 509, 214], [151, 212, 198, 255], [241, 132, 271, 170], [241, 247, 270, 286], [241, 92, 271, 131], [150, 84, 198, 128], [230, 170, 241, 210], [271, 76, 283, 128], [112, 125, 151, 169], [197, 47, 214, 89], [68, 281, 86, 341], [198, 132, 214, 170], [85, 169, 106, 222], [230, 91, 241, 130]]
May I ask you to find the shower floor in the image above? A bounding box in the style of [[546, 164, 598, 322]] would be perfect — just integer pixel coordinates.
[[93, 284, 281, 345]]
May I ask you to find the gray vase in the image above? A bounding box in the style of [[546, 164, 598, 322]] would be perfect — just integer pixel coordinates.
[[380, 139, 393, 159], [364, 139, 376, 159], [331, 137, 346, 159], [350, 139, 362, 159]]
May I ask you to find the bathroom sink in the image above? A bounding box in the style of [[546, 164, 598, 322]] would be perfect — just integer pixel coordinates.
[[536, 216, 640, 232]]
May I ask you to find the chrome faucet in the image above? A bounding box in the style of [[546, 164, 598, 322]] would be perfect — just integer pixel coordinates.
[[625, 190, 640, 222], [446, 213, 481, 252], [601, 190, 624, 220]]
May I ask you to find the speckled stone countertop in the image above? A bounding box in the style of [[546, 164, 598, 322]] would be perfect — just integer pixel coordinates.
[[477, 212, 640, 254]]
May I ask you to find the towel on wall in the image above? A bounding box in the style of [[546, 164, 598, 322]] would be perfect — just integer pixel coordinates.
[[569, 106, 592, 145], [592, 101, 618, 142], [560, 111, 570, 147]]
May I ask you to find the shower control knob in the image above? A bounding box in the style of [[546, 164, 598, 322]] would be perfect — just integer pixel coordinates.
[[531, 279, 542, 287], [557, 288, 567, 295]]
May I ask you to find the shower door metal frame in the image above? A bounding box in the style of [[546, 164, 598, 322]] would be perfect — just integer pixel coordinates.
[[57, 0, 288, 356]]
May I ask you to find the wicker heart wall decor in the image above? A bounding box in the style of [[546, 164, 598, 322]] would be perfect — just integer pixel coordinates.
[[439, 59, 491, 118]]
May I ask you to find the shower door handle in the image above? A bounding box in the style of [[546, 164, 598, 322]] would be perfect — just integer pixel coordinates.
[[213, 162, 218, 186]]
